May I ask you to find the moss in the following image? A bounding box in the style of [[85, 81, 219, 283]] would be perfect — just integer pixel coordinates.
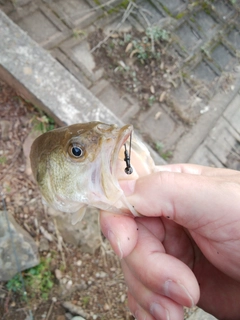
[[161, 5, 173, 17], [93, 0, 101, 6], [175, 11, 186, 20], [201, 3, 212, 15]]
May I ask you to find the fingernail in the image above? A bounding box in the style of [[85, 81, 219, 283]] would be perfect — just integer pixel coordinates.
[[107, 230, 123, 259], [134, 310, 140, 319], [164, 280, 194, 307], [134, 310, 146, 320], [150, 303, 170, 320]]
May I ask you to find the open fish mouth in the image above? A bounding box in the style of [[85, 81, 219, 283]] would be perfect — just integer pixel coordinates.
[[111, 124, 133, 176]]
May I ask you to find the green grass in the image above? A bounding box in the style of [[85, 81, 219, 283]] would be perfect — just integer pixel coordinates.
[[155, 142, 172, 161], [32, 115, 55, 133], [0, 155, 7, 165], [6, 258, 54, 300]]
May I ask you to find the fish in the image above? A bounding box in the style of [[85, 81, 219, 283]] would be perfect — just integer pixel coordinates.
[[30, 121, 156, 224]]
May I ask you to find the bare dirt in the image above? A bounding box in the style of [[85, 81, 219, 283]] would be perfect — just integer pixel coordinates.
[[89, 28, 179, 111]]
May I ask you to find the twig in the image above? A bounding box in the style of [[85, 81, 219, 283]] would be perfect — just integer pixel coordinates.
[[45, 300, 54, 320], [53, 218, 66, 269], [90, 0, 135, 53]]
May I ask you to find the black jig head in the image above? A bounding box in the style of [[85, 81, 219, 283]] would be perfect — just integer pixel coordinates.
[[124, 133, 133, 175]]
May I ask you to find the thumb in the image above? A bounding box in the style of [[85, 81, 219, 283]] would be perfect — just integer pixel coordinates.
[[99, 211, 138, 258], [119, 170, 235, 230]]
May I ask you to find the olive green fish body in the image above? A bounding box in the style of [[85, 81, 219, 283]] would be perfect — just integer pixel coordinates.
[[30, 122, 155, 222]]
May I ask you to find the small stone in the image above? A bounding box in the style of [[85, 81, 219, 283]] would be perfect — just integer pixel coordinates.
[[55, 269, 62, 280], [95, 271, 107, 278], [52, 297, 57, 302], [66, 280, 73, 290], [76, 260, 82, 266], [103, 303, 110, 311], [61, 277, 67, 284], [120, 294, 126, 303], [39, 237, 50, 252]]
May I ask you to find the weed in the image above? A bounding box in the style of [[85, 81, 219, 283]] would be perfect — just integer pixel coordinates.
[[123, 26, 169, 63], [32, 115, 55, 133], [146, 26, 169, 42], [82, 296, 90, 307], [72, 29, 86, 38], [124, 33, 132, 43], [155, 142, 172, 160], [6, 273, 23, 294], [148, 95, 156, 106], [6, 258, 54, 300], [0, 155, 7, 165]]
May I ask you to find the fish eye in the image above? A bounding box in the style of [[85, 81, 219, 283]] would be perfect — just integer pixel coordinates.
[[70, 145, 83, 158]]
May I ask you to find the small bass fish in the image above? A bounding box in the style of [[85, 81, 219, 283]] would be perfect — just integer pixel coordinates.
[[30, 122, 155, 224]]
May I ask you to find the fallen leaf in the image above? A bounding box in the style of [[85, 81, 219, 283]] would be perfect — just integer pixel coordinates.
[[154, 111, 162, 120], [125, 42, 133, 53], [110, 33, 119, 38], [150, 85, 155, 94], [159, 92, 166, 102]]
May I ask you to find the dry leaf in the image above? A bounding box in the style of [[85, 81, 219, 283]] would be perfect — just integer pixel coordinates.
[[110, 33, 119, 38], [159, 91, 166, 102], [125, 42, 133, 53], [154, 111, 162, 120], [130, 49, 139, 58], [150, 85, 155, 94]]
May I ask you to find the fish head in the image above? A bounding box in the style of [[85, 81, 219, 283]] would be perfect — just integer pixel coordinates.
[[30, 121, 134, 215]]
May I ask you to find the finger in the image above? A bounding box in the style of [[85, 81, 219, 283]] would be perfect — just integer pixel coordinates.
[[154, 163, 238, 177], [125, 220, 200, 307], [99, 211, 138, 258], [128, 292, 155, 320], [119, 171, 240, 230], [122, 260, 184, 320], [161, 217, 195, 269]]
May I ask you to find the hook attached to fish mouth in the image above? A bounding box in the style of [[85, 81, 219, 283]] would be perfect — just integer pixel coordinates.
[[124, 132, 133, 175]]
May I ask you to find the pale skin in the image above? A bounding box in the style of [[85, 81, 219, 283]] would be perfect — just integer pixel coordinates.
[[100, 164, 240, 320]]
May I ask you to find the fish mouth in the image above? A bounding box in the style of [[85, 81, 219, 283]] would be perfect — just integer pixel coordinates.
[[111, 124, 133, 176]]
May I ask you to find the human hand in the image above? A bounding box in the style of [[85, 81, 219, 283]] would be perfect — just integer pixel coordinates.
[[100, 164, 240, 320]]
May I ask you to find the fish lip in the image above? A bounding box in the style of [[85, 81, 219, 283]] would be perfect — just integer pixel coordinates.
[[111, 124, 133, 174]]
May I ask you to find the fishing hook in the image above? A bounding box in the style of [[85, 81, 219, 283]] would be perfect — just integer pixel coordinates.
[[124, 133, 133, 175]]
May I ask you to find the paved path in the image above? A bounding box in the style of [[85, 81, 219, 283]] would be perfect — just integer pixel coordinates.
[[1, 1, 240, 319], [1, 0, 240, 168]]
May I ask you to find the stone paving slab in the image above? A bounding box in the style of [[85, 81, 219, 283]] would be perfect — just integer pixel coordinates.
[[189, 91, 240, 167], [172, 81, 240, 163]]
